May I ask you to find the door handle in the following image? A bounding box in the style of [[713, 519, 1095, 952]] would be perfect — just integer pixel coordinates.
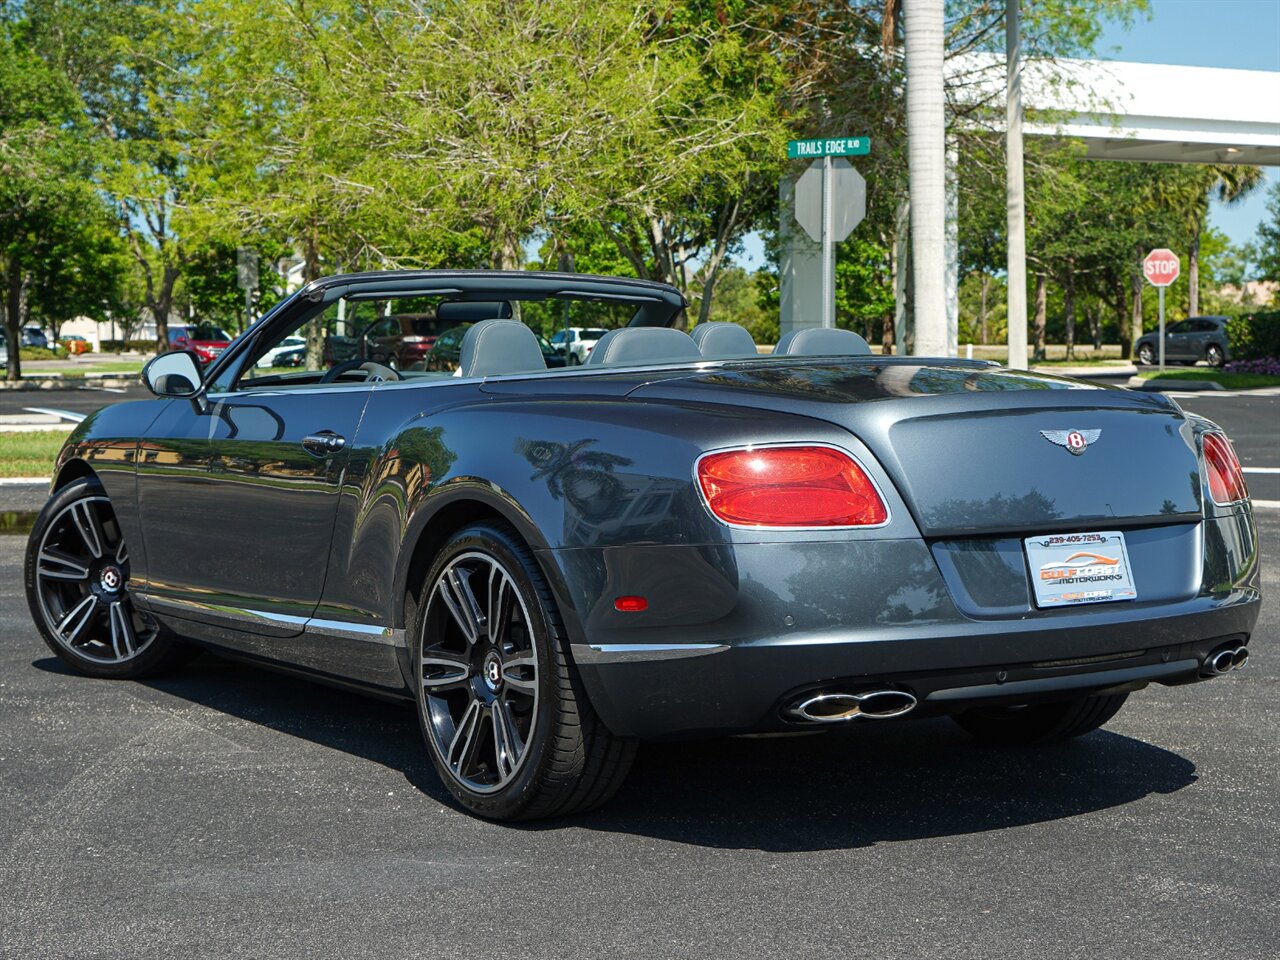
[[302, 432, 347, 456]]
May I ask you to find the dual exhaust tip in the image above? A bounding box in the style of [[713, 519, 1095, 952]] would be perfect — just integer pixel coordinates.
[[789, 689, 918, 724], [1201, 644, 1249, 678]]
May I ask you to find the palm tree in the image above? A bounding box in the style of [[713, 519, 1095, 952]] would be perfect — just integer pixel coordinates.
[[903, 0, 947, 355], [1164, 165, 1263, 316]]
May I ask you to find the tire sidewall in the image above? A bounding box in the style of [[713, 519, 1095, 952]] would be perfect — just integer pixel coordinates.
[[24, 476, 180, 679], [412, 522, 565, 819]]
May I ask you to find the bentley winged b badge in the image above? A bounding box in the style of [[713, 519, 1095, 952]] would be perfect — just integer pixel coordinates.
[[1041, 429, 1101, 456]]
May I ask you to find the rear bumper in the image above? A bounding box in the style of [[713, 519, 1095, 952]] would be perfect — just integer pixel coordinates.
[[546, 515, 1261, 739]]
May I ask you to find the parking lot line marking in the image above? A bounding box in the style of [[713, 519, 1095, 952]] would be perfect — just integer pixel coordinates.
[[1251, 499, 1280, 510], [1242, 467, 1280, 474], [0, 478, 49, 485]]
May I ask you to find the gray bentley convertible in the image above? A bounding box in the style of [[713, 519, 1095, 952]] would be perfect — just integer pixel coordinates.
[[25, 271, 1260, 820]]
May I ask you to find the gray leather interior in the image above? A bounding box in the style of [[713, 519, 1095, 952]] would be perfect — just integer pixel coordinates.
[[437, 300, 513, 322], [690, 321, 758, 359], [774, 327, 872, 357], [585, 327, 702, 366], [458, 319, 547, 377]]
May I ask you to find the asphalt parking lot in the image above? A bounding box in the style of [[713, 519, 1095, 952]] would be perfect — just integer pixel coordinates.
[[0, 391, 1276, 960]]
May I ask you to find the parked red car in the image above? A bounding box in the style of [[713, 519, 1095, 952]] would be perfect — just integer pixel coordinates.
[[358, 313, 456, 369], [169, 323, 233, 364]]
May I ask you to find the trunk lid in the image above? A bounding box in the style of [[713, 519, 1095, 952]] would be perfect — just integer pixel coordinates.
[[630, 360, 1203, 536]]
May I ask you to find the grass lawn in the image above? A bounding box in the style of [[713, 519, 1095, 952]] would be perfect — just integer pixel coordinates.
[[1135, 369, 1280, 389], [0, 431, 66, 478]]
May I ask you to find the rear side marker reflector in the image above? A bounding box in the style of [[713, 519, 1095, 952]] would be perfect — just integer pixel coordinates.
[[1202, 432, 1248, 505], [697, 446, 888, 528], [614, 596, 648, 612]]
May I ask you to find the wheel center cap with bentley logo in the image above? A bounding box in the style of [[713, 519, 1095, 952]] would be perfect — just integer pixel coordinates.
[[99, 565, 123, 592], [483, 653, 503, 692], [1041, 429, 1101, 456]]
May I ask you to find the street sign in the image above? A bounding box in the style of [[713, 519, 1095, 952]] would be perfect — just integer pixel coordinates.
[[1143, 248, 1180, 372], [787, 137, 871, 159], [793, 158, 867, 329], [795, 159, 865, 243], [236, 247, 259, 291], [1143, 248, 1180, 287]]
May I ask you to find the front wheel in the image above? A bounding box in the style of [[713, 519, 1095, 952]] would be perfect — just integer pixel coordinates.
[[412, 521, 635, 820], [1136, 343, 1155, 366], [1205, 344, 1225, 367], [951, 693, 1128, 746], [24, 477, 195, 678]]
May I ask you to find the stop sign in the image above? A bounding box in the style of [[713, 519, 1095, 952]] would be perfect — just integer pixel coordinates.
[[1143, 248, 1180, 287]]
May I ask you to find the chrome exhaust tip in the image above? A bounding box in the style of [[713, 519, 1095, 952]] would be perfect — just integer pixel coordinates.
[[1201, 647, 1240, 677], [1231, 646, 1249, 670], [790, 689, 918, 723]]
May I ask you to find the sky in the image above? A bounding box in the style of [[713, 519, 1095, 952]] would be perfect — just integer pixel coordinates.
[[739, 0, 1279, 270]]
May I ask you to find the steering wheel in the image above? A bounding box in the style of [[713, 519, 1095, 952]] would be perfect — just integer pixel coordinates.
[[319, 359, 403, 384]]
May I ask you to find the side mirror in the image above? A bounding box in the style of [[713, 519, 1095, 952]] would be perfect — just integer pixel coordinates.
[[143, 350, 204, 398]]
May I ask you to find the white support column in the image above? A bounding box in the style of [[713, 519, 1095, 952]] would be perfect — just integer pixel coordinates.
[[778, 175, 824, 339], [945, 140, 959, 358], [1005, 0, 1029, 369], [905, 0, 948, 357]]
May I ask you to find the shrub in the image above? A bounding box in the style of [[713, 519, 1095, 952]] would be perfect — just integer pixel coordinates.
[[18, 346, 58, 360], [1225, 311, 1280, 361], [99, 339, 156, 353], [1224, 356, 1280, 377]]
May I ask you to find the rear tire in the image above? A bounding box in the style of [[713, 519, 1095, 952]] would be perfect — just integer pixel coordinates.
[[24, 477, 196, 679], [951, 693, 1129, 746], [1136, 343, 1155, 366], [411, 520, 635, 820]]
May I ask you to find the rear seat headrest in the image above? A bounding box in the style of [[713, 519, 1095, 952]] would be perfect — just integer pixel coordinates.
[[691, 321, 758, 359], [459, 319, 547, 377], [774, 327, 872, 357], [585, 328, 702, 366]]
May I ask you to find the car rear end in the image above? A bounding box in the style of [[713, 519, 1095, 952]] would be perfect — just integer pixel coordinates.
[[548, 361, 1260, 739]]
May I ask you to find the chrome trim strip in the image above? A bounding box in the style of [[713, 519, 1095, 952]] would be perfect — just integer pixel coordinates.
[[571, 642, 730, 664], [304, 617, 406, 647], [136, 595, 404, 646]]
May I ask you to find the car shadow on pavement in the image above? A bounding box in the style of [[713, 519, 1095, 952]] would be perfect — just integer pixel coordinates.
[[34, 652, 1198, 852]]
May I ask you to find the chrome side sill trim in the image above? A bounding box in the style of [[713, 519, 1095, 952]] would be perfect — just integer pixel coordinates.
[[571, 642, 730, 664], [137, 594, 404, 647]]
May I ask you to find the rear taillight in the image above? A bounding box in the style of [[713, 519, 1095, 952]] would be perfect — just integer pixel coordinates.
[[696, 445, 888, 527], [1202, 432, 1248, 505]]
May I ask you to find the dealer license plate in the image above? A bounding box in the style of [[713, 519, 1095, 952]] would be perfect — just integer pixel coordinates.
[[1024, 531, 1137, 608]]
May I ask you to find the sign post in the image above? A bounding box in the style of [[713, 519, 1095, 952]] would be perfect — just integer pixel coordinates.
[[790, 137, 869, 328], [1142, 248, 1180, 373]]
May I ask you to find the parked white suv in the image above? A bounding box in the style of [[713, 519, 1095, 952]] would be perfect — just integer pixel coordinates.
[[548, 327, 608, 365]]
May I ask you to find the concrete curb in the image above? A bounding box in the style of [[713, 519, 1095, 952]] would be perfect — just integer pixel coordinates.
[[0, 375, 139, 390], [1128, 376, 1226, 392]]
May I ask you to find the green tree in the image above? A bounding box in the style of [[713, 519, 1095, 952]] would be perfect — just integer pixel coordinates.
[[1255, 181, 1280, 284]]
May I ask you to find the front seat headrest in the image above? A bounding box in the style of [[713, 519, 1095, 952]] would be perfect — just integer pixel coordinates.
[[459, 319, 547, 378], [585, 327, 702, 366], [437, 300, 513, 322], [774, 327, 872, 357], [690, 321, 758, 359]]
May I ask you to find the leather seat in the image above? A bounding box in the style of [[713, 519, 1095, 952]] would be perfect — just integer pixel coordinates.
[[458, 319, 547, 377], [585, 328, 702, 366], [774, 327, 872, 357], [690, 321, 758, 359]]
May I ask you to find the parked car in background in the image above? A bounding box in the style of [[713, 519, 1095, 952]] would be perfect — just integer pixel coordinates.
[[169, 323, 234, 364], [1136, 316, 1230, 367], [425, 322, 567, 371], [358, 313, 455, 370], [0, 332, 7, 367], [22, 327, 49, 349], [259, 335, 305, 367], [548, 326, 608, 364]]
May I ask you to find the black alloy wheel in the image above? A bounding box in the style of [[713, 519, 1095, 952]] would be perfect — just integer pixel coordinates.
[[1205, 344, 1225, 367], [1137, 343, 1155, 366], [413, 521, 635, 820], [25, 477, 193, 678]]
